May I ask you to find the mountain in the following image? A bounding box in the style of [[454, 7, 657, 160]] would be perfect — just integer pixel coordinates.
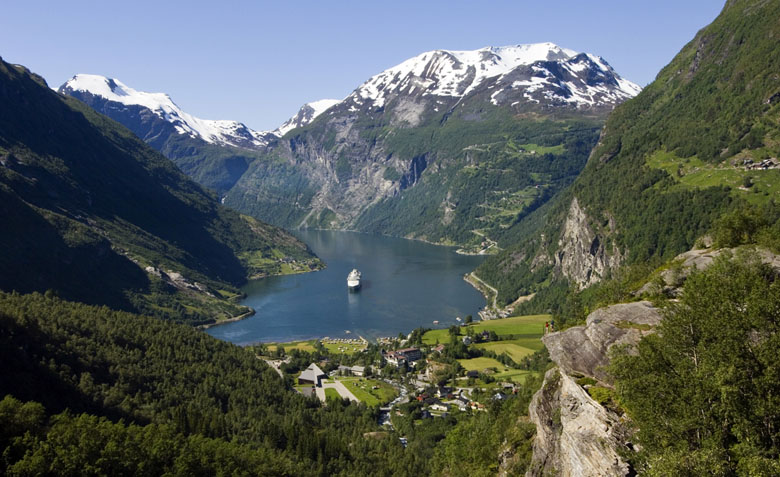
[[59, 76, 342, 195], [275, 99, 341, 136], [61, 44, 638, 249], [60, 74, 275, 149], [0, 58, 321, 325], [224, 43, 639, 248], [478, 0, 780, 309], [59, 75, 279, 193]]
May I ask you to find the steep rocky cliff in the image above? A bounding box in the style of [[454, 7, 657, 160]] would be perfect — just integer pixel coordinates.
[[554, 197, 624, 288], [526, 301, 661, 476], [527, 368, 632, 477]]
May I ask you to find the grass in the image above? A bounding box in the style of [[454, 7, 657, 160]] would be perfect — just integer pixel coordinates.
[[457, 357, 506, 372], [473, 338, 542, 362], [647, 150, 780, 207], [267, 340, 317, 353], [339, 378, 397, 407], [324, 388, 341, 401], [422, 314, 550, 345]]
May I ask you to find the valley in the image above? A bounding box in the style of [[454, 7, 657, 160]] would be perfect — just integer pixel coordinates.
[[2, 0, 780, 475]]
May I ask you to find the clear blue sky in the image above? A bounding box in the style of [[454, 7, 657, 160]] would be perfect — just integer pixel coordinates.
[[2, 0, 724, 131]]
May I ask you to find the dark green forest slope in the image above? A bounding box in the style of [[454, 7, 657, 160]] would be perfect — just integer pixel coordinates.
[[0, 58, 320, 325], [479, 0, 780, 308]]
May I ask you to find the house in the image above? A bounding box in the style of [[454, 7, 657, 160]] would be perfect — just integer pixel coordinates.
[[466, 370, 480, 379], [436, 386, 453, 399], [462, 336, 472, 345], [351, 365, 365, 376], [492, 392, 507, 401], [337, 365, 352, 376], [429, 400, 449, 412], [384, 347, 422, 367], [397, 347, 422, 362], [433, 344, 445, 354], [455, 395, 470, 410], [384, 351, 407, 367], [298, 363, 327, 387]]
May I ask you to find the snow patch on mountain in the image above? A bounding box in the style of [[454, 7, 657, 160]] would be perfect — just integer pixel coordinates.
[[275, 99, 341, 136], [344, 42, 640, 111], [61, 74, 272, 148]]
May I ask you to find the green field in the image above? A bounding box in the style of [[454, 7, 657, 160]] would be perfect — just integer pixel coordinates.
[[340, 378, 397, 407], [647, 150, 780, 206], [422, 314, 550, 345], [457, 357, 506, 372], [267, 340, 317, 353], [324, 388, 341, 401], [473, 338, 543, 362]]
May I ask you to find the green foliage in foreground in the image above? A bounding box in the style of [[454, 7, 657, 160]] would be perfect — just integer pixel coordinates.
[[610, 251, 780, 476]]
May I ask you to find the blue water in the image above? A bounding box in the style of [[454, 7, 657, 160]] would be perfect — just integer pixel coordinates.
[[205, 230, 486, 344]]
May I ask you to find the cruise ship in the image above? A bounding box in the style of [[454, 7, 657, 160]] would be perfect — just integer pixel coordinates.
[[347, 269, 361, 291]]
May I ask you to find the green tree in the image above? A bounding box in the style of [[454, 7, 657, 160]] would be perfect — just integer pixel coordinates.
[[611, 251, 780, 476]]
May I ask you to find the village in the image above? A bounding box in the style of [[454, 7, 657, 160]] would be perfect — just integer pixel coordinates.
[[256, 314, 550, 432]]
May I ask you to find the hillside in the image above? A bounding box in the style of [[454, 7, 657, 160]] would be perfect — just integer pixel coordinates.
[[479, 0, 780, 307], [0, 58, 321, 325]]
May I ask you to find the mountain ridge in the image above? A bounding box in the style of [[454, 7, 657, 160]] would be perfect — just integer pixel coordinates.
[[1, 57, 321, 325]]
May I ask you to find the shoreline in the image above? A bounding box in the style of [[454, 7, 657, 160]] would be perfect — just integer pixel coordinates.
[[198, 308, 256, 330]]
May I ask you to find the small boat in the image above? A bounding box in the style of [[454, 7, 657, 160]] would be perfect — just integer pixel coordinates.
[[433, 320, 439, 325], [347, 269, 361, 290]]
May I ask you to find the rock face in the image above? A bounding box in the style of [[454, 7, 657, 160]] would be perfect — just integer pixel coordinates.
[[527, 300, 662, 476], [636, 246, 780, 296], [543, 301, 662, 382], [554, 197, 624, 289], [527, 368, 631, 477]]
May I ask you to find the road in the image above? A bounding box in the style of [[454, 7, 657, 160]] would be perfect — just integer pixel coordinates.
[[468, 272, 498, 310]]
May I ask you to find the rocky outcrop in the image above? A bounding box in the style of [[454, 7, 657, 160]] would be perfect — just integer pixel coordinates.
[[636, 246, 780, 297], [554, 198, 624, 289], [527, 300, 662, 476], [543, 301, 662, 382], [527, 368, 631, 477]]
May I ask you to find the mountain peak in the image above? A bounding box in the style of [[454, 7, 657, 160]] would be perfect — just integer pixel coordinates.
[[340, 42, 640, 113], [60, 74, 272, 149], [275, 99, 341, 136]]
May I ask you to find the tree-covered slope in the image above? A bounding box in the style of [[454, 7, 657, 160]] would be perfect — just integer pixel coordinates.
[[478, 0, 780, 307], [0, 58, 320, 325]]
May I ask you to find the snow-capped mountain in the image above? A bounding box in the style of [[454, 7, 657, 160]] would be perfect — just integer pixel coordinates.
[[336, 42, 639, 114], [224, 42, 642, 239], [275, 99, 341, 136], [59, 74, 274, 149]]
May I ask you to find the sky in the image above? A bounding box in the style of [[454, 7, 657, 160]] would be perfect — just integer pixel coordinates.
[[2, 1, 725, 131]]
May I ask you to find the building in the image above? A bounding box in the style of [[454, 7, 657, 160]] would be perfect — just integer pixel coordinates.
[[397, 347, 422, 362], [351, 365, 365, 376], [298, 363, 327, 387], [384, 347, 422, 367]]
